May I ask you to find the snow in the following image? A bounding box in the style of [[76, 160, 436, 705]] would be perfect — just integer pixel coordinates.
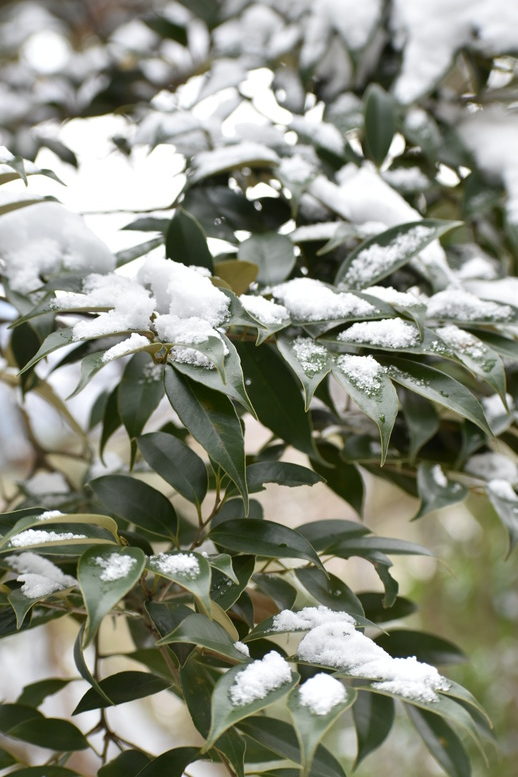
[[338, 319, 419, 349], [459, 108, 518, 224], [363, 286, 420, 307], [456, 255, 497, 281], [487, 479, 517, 501], [149, 552, 200, 579], [138, 256, 229, 326], [8, 530, 87, 548], [272, 605, 356, 632], [62, 273, 155, 340], [155, 315, 223, 346], [436, 325, 485, 360], [272, 278, 376, 321], [336, 354, 384, 395], [383, 167, 429, 192], [466, 452, 518, 484], [278, 155, 317, 186], [234, 641, 250, 657], [36, 510, 65, 521], [482, 393, 513, 422], [0, 201, 115, 294], [341, 225, 435, 288], [309, 164, 451, 280], [102, 334, 151, 363], [432, 464, 448, 489], [93, 553, 138, 582], [190, 142, 279, 182], [392, 0, 518, 104], [297, 622, 449, 703], [6, 552, 76, 599], [239, 294, 289, 325], [427, 289, 513, 322], [229, 650, 292, 706], [298, 673, 346, 716], [465, 278, 518, 308], [290, 117, 344, 155], [292, 337, 329, 374], [289, 223, 343, 243]]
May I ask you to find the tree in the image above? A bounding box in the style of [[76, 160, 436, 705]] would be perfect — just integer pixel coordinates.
[[0, 0, 517, 775]]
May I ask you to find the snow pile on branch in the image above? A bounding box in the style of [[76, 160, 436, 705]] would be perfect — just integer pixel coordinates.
[[298, 673, 346, 715], [229, 650, 292, 706], [6, 552, 76, 598], [465, 452, 518, 484], [427, 289, 513, 322], [297, 620, 449, 703], [336, 354, 384, 395], [102, 333, 151, 363], [0, 200, 115, 294], [272, 278, 376, 321]]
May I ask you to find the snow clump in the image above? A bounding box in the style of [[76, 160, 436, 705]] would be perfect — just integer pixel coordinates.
[[6, 552, 76, 598]]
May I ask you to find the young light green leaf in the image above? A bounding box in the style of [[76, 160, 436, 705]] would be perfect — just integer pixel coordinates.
[[78, 545, 146, 645], [332, 354, 398, 464], [166, 208, 213, 271], [138, 431, 207, 507], [204, 658, 299, 748], [164, 366, 248, 507], [288, 677, 355, 777], [335, 220, 462, 288]]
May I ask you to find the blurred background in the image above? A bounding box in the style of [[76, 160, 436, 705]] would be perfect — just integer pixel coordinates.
[[0, 1, 517, 775]]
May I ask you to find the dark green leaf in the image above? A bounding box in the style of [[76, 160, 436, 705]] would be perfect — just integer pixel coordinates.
[[238, 716, 347, 777], [246, 461, 323, 493], [375, 630, 466, 665], [99, 750, 151, 777], [363, 84, 396, 166], [0, 747, 15, 769], [164, 366, 248, 507], [18, 678, 70, 708], [277, 336, 332, 410], [238, 232, 295, 284], [210, 555, 255, 611], [332, 356, 398, 464], [7, 717, 88, 750], [310, 443, 364, 514], [6, 769, 81, 776], [210, 519, 323, 570], [353, 690, 395, 767], [204, 661, 299, 747], [297, 518, 370, 552], [288, 679, 355, 777], [157, 612, 247, 661], [116, 237, 163, 267], [90, 475, 178, 540], [296, 567, 366, 621], [414, 462, 467, 519], [400, 389, 439, 461], [138, 431, 207, 506], [406, 705, 471, 777], [78, 544, 146, 645], [134, 746, 200, 777], [253, 573, 297, 610], [357, 593, 417, 624], [18, 327, 74, 374], [73, 671, 169, 713], [118, 353, 164, 441], [383, 358, 491, 436], [335, 220, 462, 288], [236, 342, 318, 458], [166, 208, 213, 271]]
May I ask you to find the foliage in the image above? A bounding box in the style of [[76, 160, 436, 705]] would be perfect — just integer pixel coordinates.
[[1, 0, 518, 775]]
